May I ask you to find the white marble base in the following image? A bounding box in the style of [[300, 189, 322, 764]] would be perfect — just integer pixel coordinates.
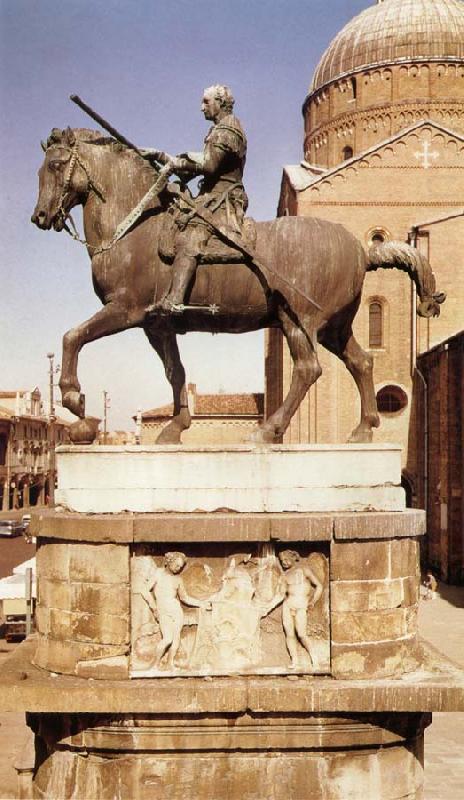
[[55, 444, 405, 514]]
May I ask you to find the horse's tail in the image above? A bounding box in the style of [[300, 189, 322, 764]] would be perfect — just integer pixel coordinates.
[[366, 240, 446, 318]]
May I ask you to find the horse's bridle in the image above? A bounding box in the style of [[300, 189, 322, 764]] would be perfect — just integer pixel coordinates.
[[54, 141, 105, 243], [48, 138, 170, 257]]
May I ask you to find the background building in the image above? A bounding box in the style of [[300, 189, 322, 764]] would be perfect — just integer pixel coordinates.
[[0, 390, 69, 509], [412, 331, 463, 582], [266, 0, 464, 578], [140, 384, 264, 445]]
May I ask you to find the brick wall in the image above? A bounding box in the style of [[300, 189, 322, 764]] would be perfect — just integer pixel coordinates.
[[416, 333, 464, 583]]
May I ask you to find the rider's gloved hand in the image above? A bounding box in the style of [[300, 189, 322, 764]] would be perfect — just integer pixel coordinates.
[[140, 149, 169, 166]]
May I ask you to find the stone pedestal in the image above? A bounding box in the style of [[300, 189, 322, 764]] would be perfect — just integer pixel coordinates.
[[55, 444, 405, 513], [1, 445, 463, 799], [27, 711, 429, 800]]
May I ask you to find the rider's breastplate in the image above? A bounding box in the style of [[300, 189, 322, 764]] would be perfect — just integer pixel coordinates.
[[202, 115, 247, 195]]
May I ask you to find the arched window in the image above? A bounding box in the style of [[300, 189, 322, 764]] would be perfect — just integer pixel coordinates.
[[369, 301, 383, 348], [350, 77, 357, 100], [342, 145, 353, 160], [376, 385, 408, 414]]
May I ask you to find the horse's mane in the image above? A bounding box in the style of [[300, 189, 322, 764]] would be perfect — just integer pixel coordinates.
[[47, 127, 153, 171], [73, 128, 125, 149]]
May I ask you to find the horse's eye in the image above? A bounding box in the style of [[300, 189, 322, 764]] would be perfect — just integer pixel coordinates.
[[48, 160, 63, 172]]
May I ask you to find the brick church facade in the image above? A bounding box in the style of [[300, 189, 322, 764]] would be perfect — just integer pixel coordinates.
[[266, 0, 464, 578]]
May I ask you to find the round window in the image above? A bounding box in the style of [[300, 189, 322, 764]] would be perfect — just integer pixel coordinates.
[[376, 385, 408, 414], [367, 227, 390, 248]]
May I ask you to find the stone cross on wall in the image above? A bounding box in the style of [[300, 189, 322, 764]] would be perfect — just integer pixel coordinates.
[[414, 140, 439, 169]]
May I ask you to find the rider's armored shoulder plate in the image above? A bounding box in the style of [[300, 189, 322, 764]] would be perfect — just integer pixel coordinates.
[[207, 115, 247, 157]]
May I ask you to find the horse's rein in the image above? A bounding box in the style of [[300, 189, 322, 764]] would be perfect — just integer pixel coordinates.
[[55, 142, 106, 248], [56, 142, 170, 257]]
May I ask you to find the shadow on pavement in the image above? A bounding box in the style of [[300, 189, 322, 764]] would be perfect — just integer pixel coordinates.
[[437, 582, 464, 609]]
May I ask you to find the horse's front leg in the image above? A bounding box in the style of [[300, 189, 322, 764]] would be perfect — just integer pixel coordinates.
[[60, 302, 140, 418]]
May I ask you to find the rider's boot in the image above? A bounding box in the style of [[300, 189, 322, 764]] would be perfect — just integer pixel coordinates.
[[148, 254, 198, 315]]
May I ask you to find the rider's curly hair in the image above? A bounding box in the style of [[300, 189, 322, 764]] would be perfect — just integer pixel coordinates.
[[205, 84, 235, 113]]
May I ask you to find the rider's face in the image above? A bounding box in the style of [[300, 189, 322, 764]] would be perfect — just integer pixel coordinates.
[[201, 91, 221, 122]]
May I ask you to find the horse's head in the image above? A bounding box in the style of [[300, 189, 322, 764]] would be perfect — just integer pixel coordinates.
[[31, 127, 92, 231]]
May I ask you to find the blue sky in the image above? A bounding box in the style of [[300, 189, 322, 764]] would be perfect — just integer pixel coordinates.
[[1, 0, 368, 428]]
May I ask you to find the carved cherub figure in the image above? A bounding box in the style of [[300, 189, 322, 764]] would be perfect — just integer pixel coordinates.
[[149, 551, 210, 669], [275, 550, 323, 669]]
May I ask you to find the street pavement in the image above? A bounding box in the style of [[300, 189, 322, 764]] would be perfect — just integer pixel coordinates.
[[420, 583, 464, 799], [0, 583, 463, 799]]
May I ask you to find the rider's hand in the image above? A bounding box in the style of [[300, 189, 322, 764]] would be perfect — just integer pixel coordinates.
[[141, 149, 167, 165], [167, 157, 187, 171], [159, 157, 198, 183], [159, 161, 175, 178]]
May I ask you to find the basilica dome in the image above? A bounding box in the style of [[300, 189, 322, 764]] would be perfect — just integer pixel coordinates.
[[310, 0, 464, 95]]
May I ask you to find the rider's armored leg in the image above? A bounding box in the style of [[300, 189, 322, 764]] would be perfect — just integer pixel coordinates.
[[165, 252, 199, 309], [148, 227, 206, 315]]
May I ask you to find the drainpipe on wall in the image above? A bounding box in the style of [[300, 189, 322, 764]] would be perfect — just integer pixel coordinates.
[[407, 228, 428, 550], [407, 227, 418, 378]]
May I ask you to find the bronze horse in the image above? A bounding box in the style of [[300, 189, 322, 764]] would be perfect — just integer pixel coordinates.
[[31, 127, 444, 444]]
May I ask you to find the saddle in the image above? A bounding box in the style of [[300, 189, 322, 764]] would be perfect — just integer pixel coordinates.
[[159, 212, 257, 265]]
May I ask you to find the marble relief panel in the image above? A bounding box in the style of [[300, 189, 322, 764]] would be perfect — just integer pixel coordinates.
[[130, 543, 330, 677]]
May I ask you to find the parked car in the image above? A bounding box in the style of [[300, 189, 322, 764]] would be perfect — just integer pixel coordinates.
[[0, 519, 24, 537]]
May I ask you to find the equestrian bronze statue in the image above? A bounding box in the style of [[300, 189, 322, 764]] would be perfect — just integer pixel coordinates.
[[31, 91, 445, 445], [143, 84, 249, 315]]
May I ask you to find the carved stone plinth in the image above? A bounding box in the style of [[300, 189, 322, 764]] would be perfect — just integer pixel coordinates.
[[31, 508, 423, 681], [1, 446, 463, 799], [27, 711, 430, 800], [55, 443, 405, 513]]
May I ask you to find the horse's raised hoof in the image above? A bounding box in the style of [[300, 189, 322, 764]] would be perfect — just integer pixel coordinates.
[[69, 416, 101, 445], [62, 390, 86, 418]]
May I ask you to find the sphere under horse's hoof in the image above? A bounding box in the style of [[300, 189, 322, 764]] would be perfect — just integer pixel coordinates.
[[69, 416, 101, 445]]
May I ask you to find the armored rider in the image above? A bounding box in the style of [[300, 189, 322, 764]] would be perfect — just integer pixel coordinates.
[[145, 84, 248, 313]]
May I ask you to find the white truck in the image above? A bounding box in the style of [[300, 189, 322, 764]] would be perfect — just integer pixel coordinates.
[[0, 558, 36, 641]]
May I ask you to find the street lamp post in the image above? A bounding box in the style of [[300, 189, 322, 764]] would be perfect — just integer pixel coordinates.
[[47, 353, 56, 506], [103, 391, 110, 444]]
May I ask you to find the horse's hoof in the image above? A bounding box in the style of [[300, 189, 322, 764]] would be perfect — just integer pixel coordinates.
[[69, 416, 101, 445], [63, 390, 86, 418], [250, 426, 279, 444], [156, 423, 183, 444], [347, 426, 373, 444]]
